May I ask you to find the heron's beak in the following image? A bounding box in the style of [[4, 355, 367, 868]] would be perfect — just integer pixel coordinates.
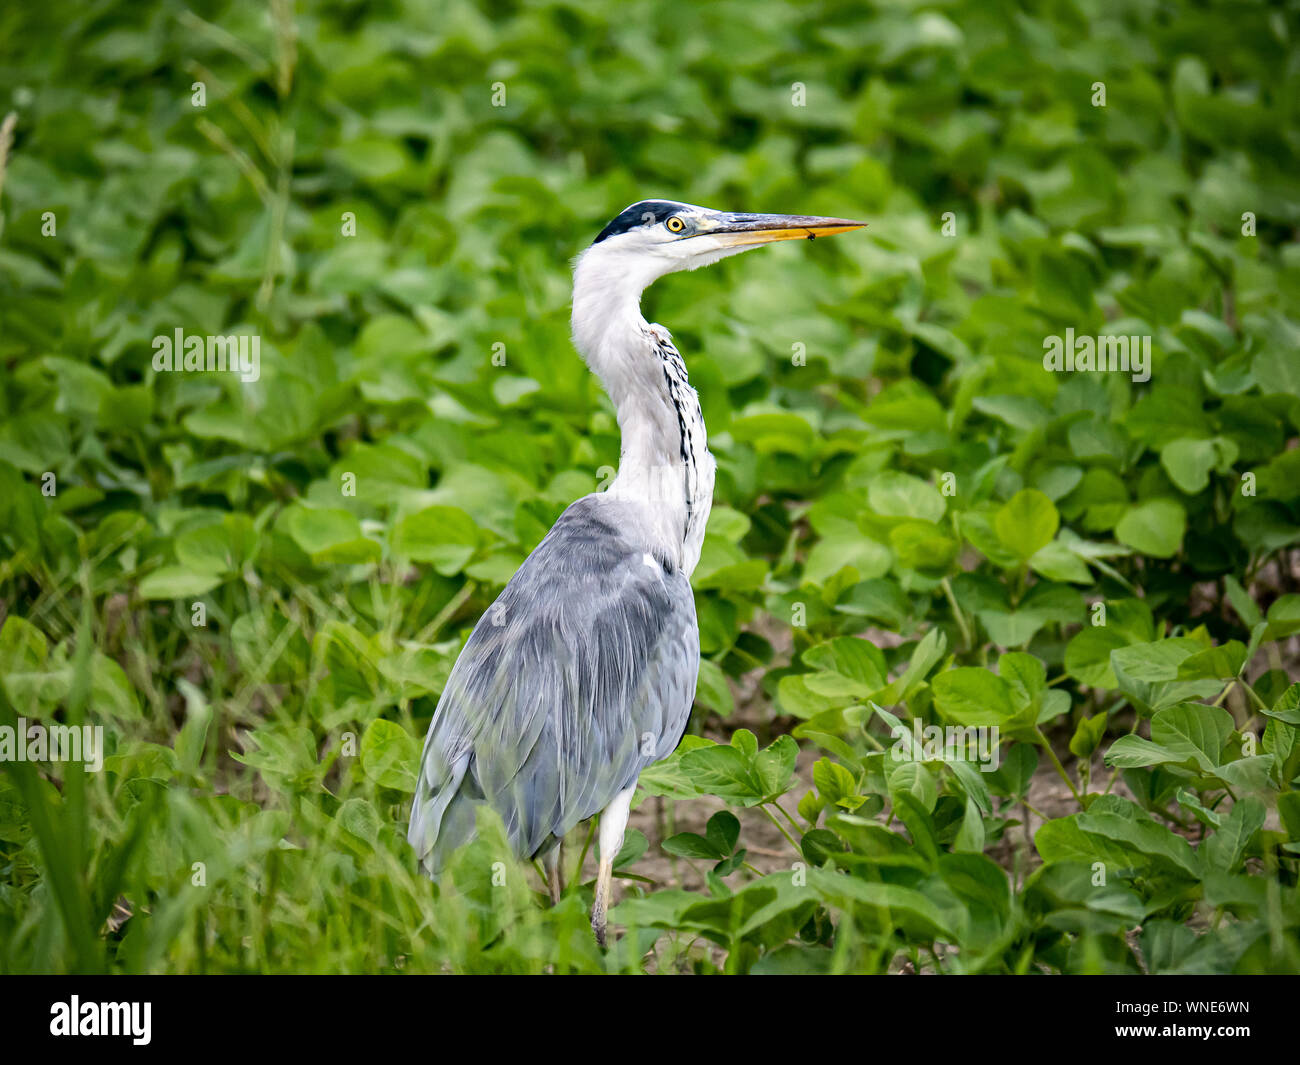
[[705, 212, 867, 247]]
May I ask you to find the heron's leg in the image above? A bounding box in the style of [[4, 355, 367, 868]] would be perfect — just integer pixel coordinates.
[[544, 840, 563, 906], [591, 783, 636, 948]]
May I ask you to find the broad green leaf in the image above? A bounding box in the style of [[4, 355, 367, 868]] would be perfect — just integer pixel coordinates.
[[359, 719, 418, 792], [138, 566, 223, 599], [1029, 540, 1092, 584], [1203, 797, 1265, 873], [814, 758, 862, 810], [285, 506, 381, 565], [888, 760, 937, 812], [1175, 641, 1246, 681], [889, 520, 958, 572], [1115, 499, 1186, 558], [954, 795, 985, 853], [662, 831, 726, 860], [390, 505, 478, 574], [695, 658, 734, 717], [867, 471, 946, 522], [995, 489, 1059, 560], [802, 636, 888, 694], [805, 867, 959, 940], [1069, 713, 1109, 759], [1065, 626, 1129, 688], [1149, 703, 1233, 770], [932, 667, 1018, 726], [1262, 682, 1300, 726], [1263, 596, 1300, 642], [1159, 437, 1237, 494], [174, 514, 259, 575]]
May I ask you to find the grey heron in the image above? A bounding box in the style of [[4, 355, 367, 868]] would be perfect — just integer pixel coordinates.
[[408, 200, 866, 945]]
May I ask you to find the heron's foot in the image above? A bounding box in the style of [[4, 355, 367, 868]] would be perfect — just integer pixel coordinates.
[[590, 856, 612, 948]]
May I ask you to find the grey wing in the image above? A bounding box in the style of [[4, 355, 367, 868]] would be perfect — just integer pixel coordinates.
[[407, 495, 698, 877]]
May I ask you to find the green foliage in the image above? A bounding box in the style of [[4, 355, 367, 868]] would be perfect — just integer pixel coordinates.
[[1, 0, 1299, 974]]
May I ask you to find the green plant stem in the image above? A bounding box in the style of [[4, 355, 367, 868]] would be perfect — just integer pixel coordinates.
[[940, 576, 972, 651], [1034, 728, 1081, 805], [1240, 681, 1269, 712], [772, 799, 804, 834], [573, 818, 597, 890], [760, 804, 802, 853]]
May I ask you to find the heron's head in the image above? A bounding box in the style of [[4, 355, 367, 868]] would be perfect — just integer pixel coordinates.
[[570, 199, 866, 373], [575, 199, 866, 290]]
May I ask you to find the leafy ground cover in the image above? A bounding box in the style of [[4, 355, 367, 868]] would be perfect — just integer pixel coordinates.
[[1, 0, 1298, 973]]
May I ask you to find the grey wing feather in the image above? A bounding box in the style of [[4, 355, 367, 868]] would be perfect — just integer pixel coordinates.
[[408, 495, 698, 876]]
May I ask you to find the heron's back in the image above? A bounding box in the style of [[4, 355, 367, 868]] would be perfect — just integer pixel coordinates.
[[408, 495, 698, 876]]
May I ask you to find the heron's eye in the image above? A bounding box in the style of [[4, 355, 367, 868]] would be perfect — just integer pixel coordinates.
[[665, 216, 685, 233]]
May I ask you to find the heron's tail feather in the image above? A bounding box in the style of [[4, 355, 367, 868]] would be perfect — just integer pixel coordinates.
[[407, 749, 471, 879]]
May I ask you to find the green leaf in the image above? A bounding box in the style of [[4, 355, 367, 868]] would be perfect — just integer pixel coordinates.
[[754, 735, 799, 800], [1253, 345, 1300, 396], [1069, 713, 1109, 759], [1029, 540, 1093, 584], [662, 831, 725, 860], [803, 636, 888, 695], [1203, 797, 1265, 873], [875, 627, 947, 704], [1213, 755, 1277, 792], [1159, 437, 1237, 494], [1263, 596, 1300, 642], [1065, 626, 1130, 688], [1115, 499, 1186, 558], [805, 867, 958, 940], [1175, 641, 1246, 681], [1105, 734, 1187, 769], [232, 725, 319, 791], [1149, 703, 1233, 770], [338, 797, 382, 845], [888, 520, 958, 572], [695, 658, 734, 717], [390, 505, 478, 574], [888, 760, 937, 812], [954, 795, 985, 854], [803, 529, 892, 584], [285, 506, 381, 565], [994, 489, 1059, 560], [1262, 683, 1300, 726], [1111, 639, 1204, 683], [867, 471, 946, 522], [679, 745, 758, 802], [1037, 797, 1199, 878], [704, 811, 741, 857], [174, 514, 259, 575], [359, 719, 418, 792], [932, 667, 1018, 726], [989, 744, 1038, 799], [138, 566, 223, 600], [813, 758, 859, 806]]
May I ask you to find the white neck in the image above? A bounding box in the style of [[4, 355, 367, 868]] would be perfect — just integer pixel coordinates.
[[570, 247, 715, 575]]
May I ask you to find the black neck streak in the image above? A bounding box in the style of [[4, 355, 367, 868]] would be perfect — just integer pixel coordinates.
[[647, 327, 699, 544]]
